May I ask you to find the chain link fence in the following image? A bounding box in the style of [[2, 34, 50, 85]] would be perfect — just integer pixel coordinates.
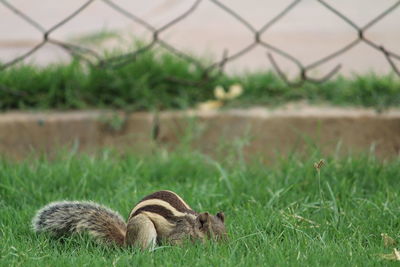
[[1, 0, 400, 86]]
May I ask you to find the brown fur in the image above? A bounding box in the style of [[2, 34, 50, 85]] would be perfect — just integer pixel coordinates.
[[125, 213, 157, 248], [139, 190, 195, 214], [33, 190, 227, 250], [32, 201, 127, 246]]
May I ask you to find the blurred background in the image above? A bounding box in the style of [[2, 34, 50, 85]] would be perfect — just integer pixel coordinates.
[[1, 0, 400, 161], [1, 0, 400, 76]]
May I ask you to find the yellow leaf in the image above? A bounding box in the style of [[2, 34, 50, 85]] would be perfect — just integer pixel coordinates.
[[197, 100, 223, 111], [226, 83, 243, 99], [214, 86, 227, 100], [378, 249, 400, 261], [381, 233, 397, 247], [395, 248, 400, 260]]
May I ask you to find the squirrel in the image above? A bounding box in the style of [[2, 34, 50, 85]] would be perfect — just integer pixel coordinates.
[[32, 190, 227, 250]]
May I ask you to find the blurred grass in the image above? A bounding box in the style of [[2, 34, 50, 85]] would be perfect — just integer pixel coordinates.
[[0, 146, 400, 266], [0, 44, 399, 111]]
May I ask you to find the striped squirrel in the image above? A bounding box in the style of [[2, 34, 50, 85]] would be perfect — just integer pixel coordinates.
[[32, 190, 226, 250]]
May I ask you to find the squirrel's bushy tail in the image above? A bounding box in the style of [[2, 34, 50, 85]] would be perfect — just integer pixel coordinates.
[[32, 201, 127, 246]]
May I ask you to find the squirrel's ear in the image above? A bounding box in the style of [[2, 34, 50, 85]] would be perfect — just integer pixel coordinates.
[[198, 212, 210, 227], [216, 211, 225, 223]]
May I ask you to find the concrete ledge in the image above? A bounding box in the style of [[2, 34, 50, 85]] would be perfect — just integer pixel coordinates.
[[0, 107, 399, 160]]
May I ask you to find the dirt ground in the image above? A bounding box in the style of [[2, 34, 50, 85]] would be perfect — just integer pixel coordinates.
[[1, 106, 399, 161]]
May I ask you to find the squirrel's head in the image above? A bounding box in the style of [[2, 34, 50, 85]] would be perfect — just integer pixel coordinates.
[[168, 211, 227, 245], [195, 211, 227, 241]]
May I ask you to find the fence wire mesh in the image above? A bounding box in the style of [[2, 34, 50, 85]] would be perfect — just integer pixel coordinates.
[[1, 0, 400, 86]]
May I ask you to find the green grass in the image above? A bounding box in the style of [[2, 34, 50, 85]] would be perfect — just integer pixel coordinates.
[[1, 45, 400, 111], [1, 147, 400, 266]]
